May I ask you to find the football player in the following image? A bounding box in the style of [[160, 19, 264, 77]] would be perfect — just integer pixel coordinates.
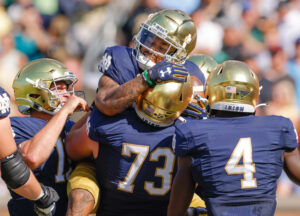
[[95, 9, 205, 116], [66, 9, 208, 215], [0, 87, 59, 216], [66, 74, 207, 215], [168, 60, 300, 216], [8, 58, 89, 216]]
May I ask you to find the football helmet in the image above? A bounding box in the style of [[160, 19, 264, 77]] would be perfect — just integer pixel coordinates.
[[135, 74, 193, 127], [133, 9, 197, 70], [13, 58, 78, 115], [188, 54, 218, 80], [205, 60, 259, 113]]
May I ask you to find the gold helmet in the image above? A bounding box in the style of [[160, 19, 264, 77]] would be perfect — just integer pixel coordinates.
[[188, 54, 218, 80], [205, 60, 259, 113], [135, 74, 193, 127], [13, 58, 78, 115], [133, 9, 197, 70]]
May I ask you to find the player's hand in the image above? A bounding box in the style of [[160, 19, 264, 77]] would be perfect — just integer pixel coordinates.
[[182, 95, 208, 119], [61, 95, 90, 116], [146, 60, 189, 84], [34, 184, 59, 216], [186, 207, 207, 216]]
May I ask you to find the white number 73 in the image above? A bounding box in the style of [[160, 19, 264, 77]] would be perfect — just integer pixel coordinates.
[[117, 143, 175, 195]]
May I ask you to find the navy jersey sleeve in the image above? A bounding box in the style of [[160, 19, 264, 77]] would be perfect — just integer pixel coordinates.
[[86, 109, 101, 142], [174, 121, 194, 157], [98, 47, 120, 83], [0, 87, 10, 117], [281, 117, 298, 152], [98, 46, 139, 84]]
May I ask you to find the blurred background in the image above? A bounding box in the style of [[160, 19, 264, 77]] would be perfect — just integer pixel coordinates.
[[0, 0, 300, 215]]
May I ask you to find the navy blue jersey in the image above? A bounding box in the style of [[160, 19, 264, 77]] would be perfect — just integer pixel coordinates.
[[98, 46, 205, 85], [88, 108, 178, 216], [8, 116, 74, 216], [175, 115, 298, 216], [0, 87, 10, 117]]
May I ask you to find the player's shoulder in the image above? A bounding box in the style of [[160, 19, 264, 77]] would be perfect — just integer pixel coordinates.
[[257, 115, 294, 128], [175, 118, 207, 134], [10, 116, 46, 130], [89, 108, 130, 133], [105, 45, 133, 59]]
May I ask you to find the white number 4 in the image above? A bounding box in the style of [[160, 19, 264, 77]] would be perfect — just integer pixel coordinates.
[[225, 138, 257, 189]]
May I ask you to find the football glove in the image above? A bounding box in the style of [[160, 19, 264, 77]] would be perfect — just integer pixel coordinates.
[[187, 207, 208, 216], [182, 95, 208, 119], [145, 60, 189, 84], [34, 184, 59, 216]]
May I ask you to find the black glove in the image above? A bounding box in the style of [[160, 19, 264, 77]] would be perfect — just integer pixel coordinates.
[[143, 60, 189, 86], [34, 184, 60, 216]]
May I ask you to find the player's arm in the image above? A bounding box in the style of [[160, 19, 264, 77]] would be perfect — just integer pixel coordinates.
[[283, 146, 300, 185], [95, 61, 189, 116], [66, 161, 99, 216], [0, 116, 59, 215], [95, 74, 148, 116], [0, 115, 42, 199], [66, 113, 98, 160], [19, 95, 89, 169], [168, 156, 196, 216]]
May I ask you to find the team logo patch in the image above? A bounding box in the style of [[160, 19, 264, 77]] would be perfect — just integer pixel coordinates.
[[240, 90, 250, 98], [98, 53, 112, 72], [159, 67, 172, 78], [0, 93, 10, 115]]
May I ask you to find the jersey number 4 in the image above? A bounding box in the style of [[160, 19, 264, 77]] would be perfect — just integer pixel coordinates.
[[117, 143, 175, 196], [225, 137, 257, 189]]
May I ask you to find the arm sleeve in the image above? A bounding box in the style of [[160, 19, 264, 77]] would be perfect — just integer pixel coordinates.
[[86, 109, 101, 142], [67, 161, 100, 213], [174, 123, 193, 157], [282, 117, 299, 152], [98, 47, 121, 84]]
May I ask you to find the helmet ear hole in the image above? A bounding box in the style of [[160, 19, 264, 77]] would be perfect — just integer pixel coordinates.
[[179, 93, 183, 101], [217, 67, 223, 75], [29, 94, 40, 99]]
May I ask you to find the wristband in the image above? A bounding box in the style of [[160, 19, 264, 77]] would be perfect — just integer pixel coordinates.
[[142, 70, 155, 87], [34, 188, 45, 201]]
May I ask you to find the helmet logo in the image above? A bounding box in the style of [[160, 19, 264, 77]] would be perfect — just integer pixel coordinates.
[[240, 90, 250, 98], [182, 34, 192, 48], [159, 67, 172, 77]]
